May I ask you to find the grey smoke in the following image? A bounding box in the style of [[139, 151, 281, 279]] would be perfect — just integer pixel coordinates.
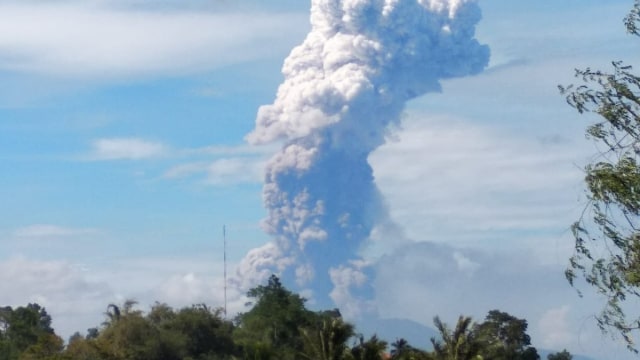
[[238, 0, 490, 314]]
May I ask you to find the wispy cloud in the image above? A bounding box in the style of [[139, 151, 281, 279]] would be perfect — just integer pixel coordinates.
[[164, 144, 271, 185], [0, 2, 307, 79], [185, 144, 278, 157], [163, 162, 209, 179], [79, 138, 269, 185], [206, 158, 264, 185], [13, 224, 98, 238], [164, 158, 264, 185], [88, 138, 167, 160]]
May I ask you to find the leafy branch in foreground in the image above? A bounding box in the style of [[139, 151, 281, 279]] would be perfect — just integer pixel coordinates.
[[560, 0, 640, 352]]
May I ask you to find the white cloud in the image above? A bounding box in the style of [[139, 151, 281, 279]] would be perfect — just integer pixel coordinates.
[[163, 161, 210, 179], [187, 144, 279, 157], [0, 3, 307, 79], [155, 272, 212, 305], [152, 272, 246, 316], [0, 255, 251, 340], [164, 144, 271, 185], [78, 139, 269, 185], [89, 137, 166, 160], [538, 305, 573, 349], [0, 257, 112, 339], [370, 114, 585, 250], [371, 241, 630, 358], [452, 251, 480, 275], [13, 224, 98, 238], [206, 158, 264, 185], [163, 158, 264, 185]]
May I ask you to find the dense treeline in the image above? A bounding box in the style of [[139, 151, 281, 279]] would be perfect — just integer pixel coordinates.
[[0, 275, 572, 360]]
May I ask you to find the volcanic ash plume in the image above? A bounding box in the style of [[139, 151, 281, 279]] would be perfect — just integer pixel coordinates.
[[238, 0, 490, 311]]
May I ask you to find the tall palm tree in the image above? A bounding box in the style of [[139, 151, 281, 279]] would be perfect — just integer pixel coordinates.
[[300, 318, 355, 360], [391, 338, 410, 359], [430, 316, 481, 360], [103, 299, 139, 327], [348, 334, 388, 360], [103, 304, 120, 326]]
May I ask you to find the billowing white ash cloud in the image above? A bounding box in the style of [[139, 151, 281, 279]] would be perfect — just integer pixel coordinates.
[[238, 0, 489, 313]]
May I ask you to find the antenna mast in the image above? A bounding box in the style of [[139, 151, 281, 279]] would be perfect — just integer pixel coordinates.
[[223, 225, 227, 318]]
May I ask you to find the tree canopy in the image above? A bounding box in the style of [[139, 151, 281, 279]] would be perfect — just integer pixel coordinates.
[[233, 274, 320, 359], [473, 310, 539, 360], [560, 0, 640, 352], [0, 276, 575, 360]]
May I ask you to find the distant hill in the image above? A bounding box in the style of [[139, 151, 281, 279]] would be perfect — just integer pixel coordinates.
[[357, 317, 437, 350]]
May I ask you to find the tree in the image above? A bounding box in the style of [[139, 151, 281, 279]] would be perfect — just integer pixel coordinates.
[[473, 310, 539, 360], [430, 316, 480, 360], [59, 300, 238, 360], [19, 333, 64, 360], [547, 350, 572, 360], [390, 338, 410, 359], [168, 304, 236, 358], [6, 304, 55, 353], [390, 338, 430, 360], [63, 334, 102, 360], [234, 274, 319, 359], [560, 0, 640, 352], [348, 334, 388, 360], [95, 300, 185, 360], [86, 327, 99, 340], [0, 304, 61, 360], [300, 318, 354, 360]]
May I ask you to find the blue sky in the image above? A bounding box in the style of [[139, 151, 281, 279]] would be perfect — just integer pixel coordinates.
[[1, 0, 640, 358]]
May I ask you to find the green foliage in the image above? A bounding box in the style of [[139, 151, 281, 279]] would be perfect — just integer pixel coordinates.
[[97, 306, 174, 359], [167, 304, 236, 358], [428, 311, 539, 360], [300, 318, 355, 360], [560, 0, 640, 352], [0, 304, 61, 360], [8, 304, 55, 352], [547, 349, 572, 360], [234, 274, 319, 359], [89, 300, 237, 360], [240, 340, 277, 360], [19, 333, 64, 360], [26, 300, 236, 360], [0, 280, 569, 360], [348, 334, 387, 360], [430, 316, 480, 360], [390, 338, 431, 360], [473, 310, 539, 360], [64, 334, 102, 360]]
